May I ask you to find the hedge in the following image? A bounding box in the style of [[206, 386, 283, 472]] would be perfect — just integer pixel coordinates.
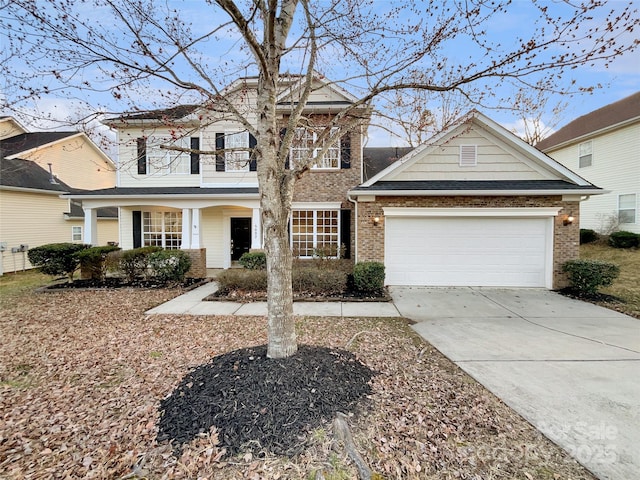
[[562, 259, 620, 295]]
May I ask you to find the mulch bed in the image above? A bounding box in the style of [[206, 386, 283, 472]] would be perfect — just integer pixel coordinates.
[[557, 287, 639, 319], [157, 345, 375, 457], [205, 289, 392, 302], [39, 277, 207, 291]]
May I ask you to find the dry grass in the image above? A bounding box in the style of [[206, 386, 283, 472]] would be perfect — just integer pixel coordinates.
[[0, 277, 595, 479], [579, 243, 640, 318]]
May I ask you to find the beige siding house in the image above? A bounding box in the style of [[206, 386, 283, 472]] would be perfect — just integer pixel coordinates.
[[0, 118, 118, 275], [536, 92, 640, 234]]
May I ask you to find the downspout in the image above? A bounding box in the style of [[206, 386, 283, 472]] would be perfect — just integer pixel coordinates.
[[347, 193, 358, 263]]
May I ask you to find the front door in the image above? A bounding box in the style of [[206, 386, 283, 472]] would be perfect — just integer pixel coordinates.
[[231, 217, 252, 261]]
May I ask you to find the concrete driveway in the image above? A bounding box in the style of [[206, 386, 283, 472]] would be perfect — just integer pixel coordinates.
[[390, 286, 640, 480]]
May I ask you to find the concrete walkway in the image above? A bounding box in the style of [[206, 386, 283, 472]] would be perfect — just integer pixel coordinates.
[[390, 286, 640, 480], [145, 281, 402, 317]]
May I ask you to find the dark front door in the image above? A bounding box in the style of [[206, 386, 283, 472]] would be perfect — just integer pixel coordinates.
[[231, 217, 252, 261]]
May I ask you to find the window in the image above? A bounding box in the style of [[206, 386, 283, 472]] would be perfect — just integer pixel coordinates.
[[225, 131, 250, 172], [619, 194, 637, 224], [291, 127, 340, 169], [579, 141, 592, 168], [291, 210, 339, 257], [142, 211, 182, 249], [146, 136, 190, 174], [459, 145, 477, 166], [72, 226, 82, 242]]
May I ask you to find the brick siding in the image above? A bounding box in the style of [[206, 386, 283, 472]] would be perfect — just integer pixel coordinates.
[[356, 196, 580, 289], [184, 248, 207, 278]]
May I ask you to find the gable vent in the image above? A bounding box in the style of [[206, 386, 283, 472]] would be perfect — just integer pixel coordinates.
[[459, 145, 477, 166]]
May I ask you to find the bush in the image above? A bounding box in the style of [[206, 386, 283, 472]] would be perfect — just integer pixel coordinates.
[[76, 245, 121, 280], [292, 268, 348, 295], [148, 249, 192, 282], [239, 251, 266, 270], [217, 269, 267, 293], [609, 231, 639, 249], [580, 229, 599, 245], [27, 243, 90, 282], [562, 259, 620, 295], [119, 246, 163, 282], [353, 261, 385, 295]]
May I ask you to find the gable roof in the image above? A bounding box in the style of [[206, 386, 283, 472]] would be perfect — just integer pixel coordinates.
[[103, 104, 201, 123], [0, 156, 72, 193], [536, 91, 640, 151], [363, 147, 414, 181], [351, 110, 602, 196], [0, 132, 78, 159]]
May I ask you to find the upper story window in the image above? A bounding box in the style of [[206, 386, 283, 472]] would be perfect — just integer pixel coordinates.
[[578, 141, 592, 168], [292, 127, 340, 170], [136, 136, 199, 175], [225, 131, 250, 172], [619, 194, 637, 224]]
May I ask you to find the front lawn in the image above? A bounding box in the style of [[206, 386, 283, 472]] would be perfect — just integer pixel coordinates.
[[579, 243, 640, 318], [0, 280, 595, 479]]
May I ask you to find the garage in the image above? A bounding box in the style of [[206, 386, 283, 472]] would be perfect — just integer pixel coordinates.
[[384, 210, 554, 287]]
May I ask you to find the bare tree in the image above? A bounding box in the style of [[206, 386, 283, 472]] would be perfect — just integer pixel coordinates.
[[2, 0, 638, 358]]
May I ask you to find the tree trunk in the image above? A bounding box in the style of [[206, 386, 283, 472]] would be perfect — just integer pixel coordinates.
[[256, 70, 297, 359]]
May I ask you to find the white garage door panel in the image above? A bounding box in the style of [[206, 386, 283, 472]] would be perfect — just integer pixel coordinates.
[[385, 217, 549, 287]]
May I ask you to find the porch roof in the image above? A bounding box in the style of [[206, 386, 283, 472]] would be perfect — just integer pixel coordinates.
[[64, 186, 260, 199]]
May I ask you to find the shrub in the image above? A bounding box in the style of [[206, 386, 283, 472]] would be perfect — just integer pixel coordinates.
[[148, 249, 192, 282], [119, 246, 163, 282], [562, 259, 620, 295], [27, 243, 90, 282], [353, 261, 385, 295], [292, 268, 348, 295], [239, 251, 266, 270], [76, 245, 121, 280], [609, 231, 639, 249], [579, 229, 599, 245], [216, 269, 267, 293]]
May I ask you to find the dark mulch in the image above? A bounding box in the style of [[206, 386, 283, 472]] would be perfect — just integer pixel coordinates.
[[40, 277, 207, 291], [157, 345, 375, 457], [205, 288, 391, 303], [557, 287, 624, 304]]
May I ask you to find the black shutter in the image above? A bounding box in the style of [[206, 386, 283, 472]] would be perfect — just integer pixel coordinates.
[[249, 133, 257, 171], [190, 137, 200, 174], [215, 133, 225, 172], [132, 211, 142, 248], [340, 134, 351, 169], [280, 128, 290, 170], [136, 137, 147, 174], [340, 209, 351, 259]]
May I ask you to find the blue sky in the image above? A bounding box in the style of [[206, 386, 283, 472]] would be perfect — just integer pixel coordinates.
[[2, 0, 638, 148]]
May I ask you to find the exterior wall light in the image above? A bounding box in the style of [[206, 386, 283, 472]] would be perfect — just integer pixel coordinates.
[[563, 214, 575, 226], [373, 216, 380, 226]]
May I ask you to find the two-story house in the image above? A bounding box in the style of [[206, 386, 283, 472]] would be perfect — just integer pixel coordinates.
[[0, 117, 118, 275], [536, 92, 640, 234], [67, 76, 362, 275]]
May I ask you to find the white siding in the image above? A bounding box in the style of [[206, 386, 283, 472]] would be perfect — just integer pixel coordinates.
[[391, 125, 554, 181], [546, 122, 640, 233]]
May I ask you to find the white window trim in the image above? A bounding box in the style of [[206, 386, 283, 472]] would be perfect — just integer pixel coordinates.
[[71, 225, 83, 242], [290, 209, 340, 258], [291, 127, 340, 170], [142, 211, 183, 249], [225, 130, 250, 172], [147, 136, 191, 175], [578, 140, 593, 168], [618, 193, 637, 224]]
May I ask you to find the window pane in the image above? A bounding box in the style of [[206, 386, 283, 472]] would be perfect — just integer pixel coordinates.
[[225, 131, 250, 172], [142, 211, 182, 249], [619, 194, 636, 224], [578, 141, 592, 168]]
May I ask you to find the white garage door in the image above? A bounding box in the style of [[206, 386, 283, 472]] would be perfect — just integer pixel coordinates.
[[385, 216, 551, 287]]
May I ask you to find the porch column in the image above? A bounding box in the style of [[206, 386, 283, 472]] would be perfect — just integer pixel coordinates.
[[191, 208, 202, 248], [251, 207, 262, 249], [83, 207, 98, 245], [181, 208, 191, 250]]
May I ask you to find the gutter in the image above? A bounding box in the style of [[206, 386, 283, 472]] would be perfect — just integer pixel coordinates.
[[347, 188, 607, 197]]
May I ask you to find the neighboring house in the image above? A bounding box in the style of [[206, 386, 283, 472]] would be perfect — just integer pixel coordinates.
[[66, 76, 363, 276], [349, 111, 602, 289], [536, 92, 640, 234], [0, 117, 118, 275]]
